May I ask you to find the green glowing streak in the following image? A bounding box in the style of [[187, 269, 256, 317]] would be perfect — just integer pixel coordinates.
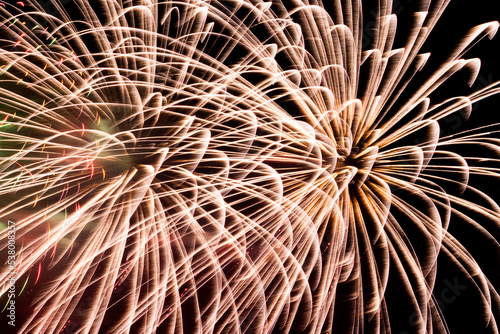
[[1, 280, 15, 313], [18, 275, 30, 297], [32, 25, 39, 30], [12, 142, 27, 159], [0, 65, 12, 75], [49, 38, 56, 46], [11, 173, 21, 189], [17, 244, 23, 261], [1, 296, 11, 313]]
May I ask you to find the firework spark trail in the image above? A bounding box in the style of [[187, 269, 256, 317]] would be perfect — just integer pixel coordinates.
[[199, 0, 500, 333], [0, 0, 499, 334], [0, 1, 331, 333]]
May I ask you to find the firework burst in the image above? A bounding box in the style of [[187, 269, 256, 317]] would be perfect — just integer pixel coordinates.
[[0, 0, 499, 333], [200, 0, 500, 332], [0, 1, 325, 332]]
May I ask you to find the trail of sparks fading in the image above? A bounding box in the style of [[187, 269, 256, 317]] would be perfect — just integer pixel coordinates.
[[197, 1, 500, 332], [0, 1, 499, 334], [0, 1, 331, 333]]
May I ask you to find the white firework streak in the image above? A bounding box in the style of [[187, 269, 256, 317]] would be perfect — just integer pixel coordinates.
[[199, 0, 500, 333], [0, 0, 498, 334], [0, 1, 328, 333]]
